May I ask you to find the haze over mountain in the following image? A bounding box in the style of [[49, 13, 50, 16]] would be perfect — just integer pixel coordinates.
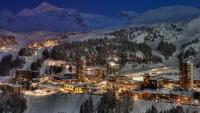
[[0, 2, 200, 32]]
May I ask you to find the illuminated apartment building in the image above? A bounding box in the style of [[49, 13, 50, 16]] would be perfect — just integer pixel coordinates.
[[179, 60, 194, 90], [106, 56, 120, 75], [76, 56, 86, 76]]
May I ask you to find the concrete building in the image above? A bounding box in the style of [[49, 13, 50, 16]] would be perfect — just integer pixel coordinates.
[[85, 66, 107, 78], [0, 90, 3, 102], [179, 60, 194, 90], [76, 56, 86, 76], [106, 56, 120, 75]]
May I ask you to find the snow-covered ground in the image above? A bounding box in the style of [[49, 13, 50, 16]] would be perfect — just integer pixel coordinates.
[[64, 18, 200, 80], [132, 100, 200, 113], [24, 93, 101, 113], [23, 92, 200, 113], [0, 76, 10, 83]]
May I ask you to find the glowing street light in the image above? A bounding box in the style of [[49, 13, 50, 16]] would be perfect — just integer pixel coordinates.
[[109, 61, 116, 67]]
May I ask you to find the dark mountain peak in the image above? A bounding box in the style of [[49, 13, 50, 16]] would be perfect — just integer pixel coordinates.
[[17, 1, 63, 16], [34, 2, 60, 11], [33, 1, 63, 13]]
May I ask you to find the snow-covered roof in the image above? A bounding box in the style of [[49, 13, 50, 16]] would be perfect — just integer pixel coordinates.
[[150, 74, 179, 81], [135, 89, 192, 96], [8, 83, 22, 88], [64, 82, 92, 87], [0, 83, 22, 88], [39, 83, 61, 89], [0, 76, 11, 83]]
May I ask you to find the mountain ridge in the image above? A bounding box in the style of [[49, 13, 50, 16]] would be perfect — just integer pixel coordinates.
[[0, 2, 200, 32]]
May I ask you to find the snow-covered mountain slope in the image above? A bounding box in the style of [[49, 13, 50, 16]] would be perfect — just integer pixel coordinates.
[[0, 29, 30, 47], [62, 17, 200, 75], [187, 16, 200, 32], [0, 2, 200, 32], [17, 2, 64, 16], [0, 2, 119, 32], [24, 93, 200, 113], [2, 15, 200, 64], [0, 29, 67, 48], [133, 5, 200, 24], [2, 14, 200, 72], [24, 93, 101, 113]]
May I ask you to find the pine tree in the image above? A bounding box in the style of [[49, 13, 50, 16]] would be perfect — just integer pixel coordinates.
[[31, 59, 42, 71], [68, 65, 72, 72], [80, 97, 94, 113], [42, 48, 49, 58]]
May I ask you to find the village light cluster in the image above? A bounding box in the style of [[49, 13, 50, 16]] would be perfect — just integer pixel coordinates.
[[0, 47, 200, 107], [28, 39, 59, 49]]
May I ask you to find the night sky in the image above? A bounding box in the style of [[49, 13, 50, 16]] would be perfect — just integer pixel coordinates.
[[0, 0, 200, 16]]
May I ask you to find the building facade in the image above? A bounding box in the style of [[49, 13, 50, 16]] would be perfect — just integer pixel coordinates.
[[179, 61, 194, 90], [76, 57, 86, 76]]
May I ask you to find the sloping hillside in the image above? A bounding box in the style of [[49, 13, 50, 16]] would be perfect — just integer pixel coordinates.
[[24, 93, 101, 113]]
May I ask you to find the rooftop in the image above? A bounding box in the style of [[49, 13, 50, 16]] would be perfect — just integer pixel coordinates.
[[134, 89, 192, 96]]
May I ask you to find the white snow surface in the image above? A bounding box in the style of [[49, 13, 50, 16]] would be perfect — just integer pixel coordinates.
[[132, 100, 200, 113], [23, 93, 200, 113], [24, 93, 101, 113]]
